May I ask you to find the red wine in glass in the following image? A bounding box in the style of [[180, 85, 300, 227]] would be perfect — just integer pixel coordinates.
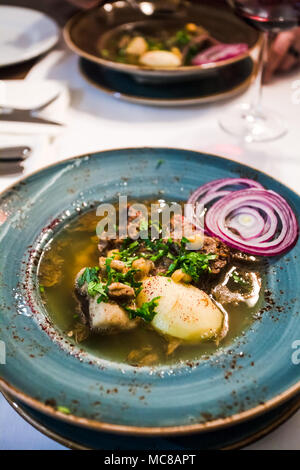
[[229, 0, 300, 32], [220, 0, 300, 141]]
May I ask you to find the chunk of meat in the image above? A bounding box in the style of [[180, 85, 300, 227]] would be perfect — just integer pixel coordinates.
[[212, 271, 261, 307], [212, 285, 244, 306], [231, 251, 260, 264], [75, 268, 137, 333], [127, 346, 159, 367], [166, 339, 181, 356], [88, 297, 137, 332], [108, 282, 135, 299], [98, 240, 108, 254], [202, 236, 231, 274], [75, 267, 89, 295]]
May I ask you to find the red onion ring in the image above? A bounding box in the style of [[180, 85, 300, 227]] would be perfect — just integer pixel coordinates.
[[228, 207, 266, 240], [187, 178, 265, 230], [205, 189, 298, 256], [188, 178, 264, 206], [191, 43, 249, 66]]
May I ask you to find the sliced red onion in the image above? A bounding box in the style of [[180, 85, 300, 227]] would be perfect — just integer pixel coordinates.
[[205, 189, 299, 256], [227, 207, 266, 240], [191, 43, 249, 66], [188, 177, 264, 206], [182, 34, 220, 63], [187, 178, 264, 229]]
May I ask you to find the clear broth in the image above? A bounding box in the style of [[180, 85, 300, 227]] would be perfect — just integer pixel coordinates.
[[38, 208, 265, 366]]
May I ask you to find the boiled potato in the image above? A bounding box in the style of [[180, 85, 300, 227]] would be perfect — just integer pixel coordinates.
[[137, 276, 223, 343], [126, 36, 148, 56], [139, 50, 181, 68]]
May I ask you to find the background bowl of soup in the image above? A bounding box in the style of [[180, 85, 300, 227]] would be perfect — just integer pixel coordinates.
[[63, 0, 261, 84]]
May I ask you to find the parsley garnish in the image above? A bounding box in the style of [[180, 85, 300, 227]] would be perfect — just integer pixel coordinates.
[[124, 297, 160, 323], [77, 267, 99, 287], [144, 238, 174, 262], [175, 29, 191, 46], [57, 406, 71, 415], [87, 280, 108, 300], [167, 251, 216, 282], [79, 235, 217, 310], [139, 219, 148, 232], [156, 159, 164, 169], [231, 271, 250, 288], [118, 240, 140, 265]]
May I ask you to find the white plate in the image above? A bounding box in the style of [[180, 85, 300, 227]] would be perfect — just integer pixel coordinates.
[[0, 6, 59, 68]]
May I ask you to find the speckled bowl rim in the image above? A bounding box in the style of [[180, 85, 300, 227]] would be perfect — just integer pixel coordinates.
[[63, 8, 263, 77], [0, 147, 300, 436]]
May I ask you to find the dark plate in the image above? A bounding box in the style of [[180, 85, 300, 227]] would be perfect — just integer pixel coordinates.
[[79, 55, 254, 106], [3, 391, 300, 450]]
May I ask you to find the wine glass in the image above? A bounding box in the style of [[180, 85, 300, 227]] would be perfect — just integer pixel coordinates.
[[219, 0, 300, 142]]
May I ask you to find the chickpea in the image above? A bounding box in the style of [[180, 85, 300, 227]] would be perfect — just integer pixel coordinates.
[[111, 259, 126, 272], [99, 256, 127, 273], [171, 47, 182, 59], [171, 269, 192, 284], [107, 249, 120, 260], [186, 23, 197, 32], [132, 258, 154, 279], [99, 256, 106, 272], [186, 233, 204, 250]]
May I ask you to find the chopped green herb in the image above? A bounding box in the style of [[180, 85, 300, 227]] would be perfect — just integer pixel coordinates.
[[147, 39, 164, 50], [57, 406, 71, 415], [175, 29, 191, 46], [184, 44, 198, 65], [167, 251, 216, 282], [118, 240, 140, 266], [77, 267, 99, 287], [231, 271, 249, 287], [39, 285, 45, 293], [156, 159, 164, 169], [124, 297, 160, 323], [87, 280, 108, 299], [139, 219, 148, 232]]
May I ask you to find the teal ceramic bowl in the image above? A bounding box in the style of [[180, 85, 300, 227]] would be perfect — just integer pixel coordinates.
[[0, 148, 299, 435]]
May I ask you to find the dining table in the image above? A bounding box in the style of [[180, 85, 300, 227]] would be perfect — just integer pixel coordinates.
[[0, 0, 300, 451]]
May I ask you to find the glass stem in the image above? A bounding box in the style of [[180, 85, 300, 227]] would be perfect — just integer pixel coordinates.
[[250, 32, 267, 114]]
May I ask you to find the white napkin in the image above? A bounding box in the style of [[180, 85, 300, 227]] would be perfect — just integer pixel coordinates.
[[0, 79, 69, 135]]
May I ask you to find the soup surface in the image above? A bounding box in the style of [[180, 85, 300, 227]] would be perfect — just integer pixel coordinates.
[[38, 204, 265, 366], [98, 21, 248, 68]]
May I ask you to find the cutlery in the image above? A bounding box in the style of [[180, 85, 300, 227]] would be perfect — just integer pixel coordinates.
[[0, 161, 24, 175], [0, 93, 63, 126], [0, 146, 31, 161]]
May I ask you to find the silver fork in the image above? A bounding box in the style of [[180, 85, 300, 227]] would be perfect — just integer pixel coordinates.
[[0, 93, 63, 126]]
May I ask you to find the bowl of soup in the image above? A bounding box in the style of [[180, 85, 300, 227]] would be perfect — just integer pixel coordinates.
[[0, 148, 299, 434], [63, 0, 261, 84]]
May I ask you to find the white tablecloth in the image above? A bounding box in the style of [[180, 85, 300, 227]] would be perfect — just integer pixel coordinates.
[[0, 45, 300, 450]]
